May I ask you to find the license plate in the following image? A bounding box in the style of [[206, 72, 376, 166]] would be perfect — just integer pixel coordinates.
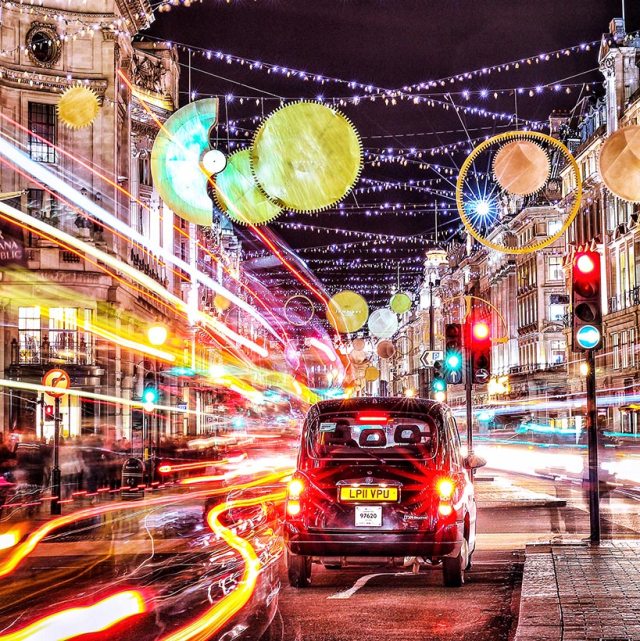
[[355, 505, 382, 527], [339, 486, 398, 502]]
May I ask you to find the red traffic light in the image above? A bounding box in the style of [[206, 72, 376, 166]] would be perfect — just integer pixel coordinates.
[[44, 405, 54, 421], [575, 253, 595, 274], [471, 321, 490, 341]]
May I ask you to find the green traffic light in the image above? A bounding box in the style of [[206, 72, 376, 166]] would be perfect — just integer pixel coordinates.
[[143, 388, 158, 404], [446, 352, 462, 370], [432, 378, 446, 392]]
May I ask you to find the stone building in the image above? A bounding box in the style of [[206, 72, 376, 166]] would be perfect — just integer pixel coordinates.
[[0, 0, 240, 442]]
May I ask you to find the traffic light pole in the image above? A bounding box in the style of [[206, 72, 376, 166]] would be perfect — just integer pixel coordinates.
[[585, 349, 600, 543], [465, 324, 473, 456], [51, 396, 61, 515]]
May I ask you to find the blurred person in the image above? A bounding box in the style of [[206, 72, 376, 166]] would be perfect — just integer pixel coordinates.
[[14, 433, 44, 516]]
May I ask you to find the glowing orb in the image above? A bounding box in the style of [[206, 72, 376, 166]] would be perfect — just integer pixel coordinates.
[[493, 140, 550, 196], [368, 308, 398, 339], [327, 290, 369, 334], [57, 85, 100, 129], [151, 98, 218, 226], [390, 292, 412, 315], [214, 294, 231, 312], [352, 338, 366, 351], [251, 101, 363, 213], [376, 340, 396, 359], [349, 349, 368, 364], [214, 149, 282, 225], [599, 125, 640, 202], [202, 148, 227, 175], [147, 323, 168, 346], [364, 366, 380, 382], [285, 342, 301, 369]]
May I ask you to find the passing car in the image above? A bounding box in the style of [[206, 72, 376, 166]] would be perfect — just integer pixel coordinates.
[[283, 397, 485, 587]]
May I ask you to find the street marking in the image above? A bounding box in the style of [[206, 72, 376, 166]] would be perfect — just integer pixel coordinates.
[[328, 571, 412, 599]]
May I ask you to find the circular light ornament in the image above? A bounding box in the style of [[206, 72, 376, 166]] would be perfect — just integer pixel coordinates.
[[349, 349, 368, 365], [457, 130, 581, 254], [201, 148, 227, 175], [284, 295, 315, 326], [57, 85, 100, 129], [327, 290, 369, 334], [352, 338, 366, 352], [251, 101, 363, 213], [390, 292, 412, 315], [493, 140, 550, 196], [214, 149, 283, 225], [364, 366, 380, 382], [598, 125, 640, 202], [368, 308, 399, 339], [576, 325, 602, 350], [147, 323, 168, 346], [376, 340, 396, 359], [151, 98, 218, 226]]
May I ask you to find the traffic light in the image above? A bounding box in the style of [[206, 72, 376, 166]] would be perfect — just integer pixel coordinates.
[[432, 360, 447, 394], [142, 371, 159, 405], [444, 323, 463, 384], [572, 250, 602, 351], [469, 317, 491, 384], [44, 405, 54, 421]]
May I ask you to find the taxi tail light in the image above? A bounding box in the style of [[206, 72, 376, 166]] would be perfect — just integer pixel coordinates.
[[286, 474, 306, 517], [356, 412, 389, 424], [438, 503, 453, 517], [436, 477, 455, 501]]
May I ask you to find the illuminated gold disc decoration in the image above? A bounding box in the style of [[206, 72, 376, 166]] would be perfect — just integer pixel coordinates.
[[214, 149, 283, 225], [327, 290, 369, 334], [251, 101, 363, 213], [364, 366, 380, 382], [389, 292, 412, 315], [456, 130, 582, 254], [57, 86, 100, 129], [493, 140, 550, 196], [598, 125, 640, 203], [376, 340, 396, 359]]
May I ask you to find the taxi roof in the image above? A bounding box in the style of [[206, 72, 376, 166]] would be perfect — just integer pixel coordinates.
[[310, 397, 444, 416]]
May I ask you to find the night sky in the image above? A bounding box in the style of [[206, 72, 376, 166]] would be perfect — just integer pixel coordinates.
[[143, 1, 640, 302]]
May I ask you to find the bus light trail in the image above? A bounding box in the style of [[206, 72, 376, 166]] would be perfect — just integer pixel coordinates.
[[161, 489, 287, 641], [157, 453, 248, 474], [0, 590, 147, 641]]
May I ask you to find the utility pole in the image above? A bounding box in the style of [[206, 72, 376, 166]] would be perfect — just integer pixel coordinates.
[[465, 319, 473, 456], [586, 349, 600, 543]]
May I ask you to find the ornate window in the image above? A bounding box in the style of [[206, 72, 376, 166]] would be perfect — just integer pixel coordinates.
[[28, 102, 57, 163], [19, 306, 41, 364], [26, 23, 61, 67]]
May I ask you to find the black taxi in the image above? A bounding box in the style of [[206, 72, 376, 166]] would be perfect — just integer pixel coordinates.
[[283, 397, 485, 587]]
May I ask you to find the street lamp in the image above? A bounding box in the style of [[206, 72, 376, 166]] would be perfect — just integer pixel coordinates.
[[148, 323, 168, 346]]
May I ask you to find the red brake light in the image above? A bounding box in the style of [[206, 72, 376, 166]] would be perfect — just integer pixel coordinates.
[[287, 477, 305, 499], [436, 477, 455, 500], [357, 412, 389, 424]]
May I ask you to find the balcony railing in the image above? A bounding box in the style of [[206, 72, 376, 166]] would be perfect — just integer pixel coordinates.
[[608, 286, 640, 313], [12, 335, 94, 366]]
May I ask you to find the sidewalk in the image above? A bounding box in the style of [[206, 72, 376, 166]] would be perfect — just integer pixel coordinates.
[[515, 541, 640, 641], [475, 476, 567, 509]]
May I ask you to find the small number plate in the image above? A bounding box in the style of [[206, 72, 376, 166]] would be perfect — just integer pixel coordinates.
[[355, 505, 382, 527]]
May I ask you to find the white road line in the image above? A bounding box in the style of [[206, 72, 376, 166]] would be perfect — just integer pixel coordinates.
[[328, 572, 413, 600]]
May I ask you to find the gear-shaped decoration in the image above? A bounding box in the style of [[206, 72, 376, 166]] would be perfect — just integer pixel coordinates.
[[213, 149, 283, 226], [250, 101, 363, 213], [456, 130, 582, 254], [151, 98, 218, 227], [57, 85, 100, 129], [598, 125, 640, 203], [493, 140, 550, 197]]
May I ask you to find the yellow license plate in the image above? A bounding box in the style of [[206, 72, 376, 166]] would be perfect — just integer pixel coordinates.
[[339, 486, 398, 502]]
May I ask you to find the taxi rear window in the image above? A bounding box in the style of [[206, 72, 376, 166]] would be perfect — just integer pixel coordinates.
[[305, 412, 440, 462]]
